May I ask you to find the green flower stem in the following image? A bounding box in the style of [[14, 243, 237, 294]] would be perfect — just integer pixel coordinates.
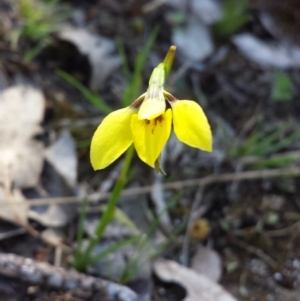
[[74, 145, 135, 271]]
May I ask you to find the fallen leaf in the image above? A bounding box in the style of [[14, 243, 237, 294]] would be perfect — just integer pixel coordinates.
[[191, 246, 222, 282], [154, 259, 238, 301], [259, 12, 285, 42], [45, 130, 77, 188], [191, 0, 222, 25], [28, 131, 78, 227], [29, 202, 76, 228], [0, 85, 45, 188], [257, 0, 300, 43], [0, 186, 28, 227], [41, 228, 65, 245], [59, 27, 121, 90], [28, 166, 78, 227], [172, 16, 214, 61], [232, 33, 300, 68]]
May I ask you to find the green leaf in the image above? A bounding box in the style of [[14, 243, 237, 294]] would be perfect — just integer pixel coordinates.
[[57, 70, 111, 114], [122, 26, 159, 106], [272, 69, 293, 101], [214, 0, 250, 36], [88, 235, 142, 266]]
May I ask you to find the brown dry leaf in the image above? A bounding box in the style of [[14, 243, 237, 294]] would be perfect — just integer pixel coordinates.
[[0, 85, 45, 188], [154, 259, 238, 301], [172, 16, 214, 61]]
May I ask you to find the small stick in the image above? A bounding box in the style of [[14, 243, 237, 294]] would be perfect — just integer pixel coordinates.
[[0, 253, 137, 301], [230, 237, 277, 269], [0, 166, 299, 207], [180, 186, 205, 266], [264, 221, 300, 237]]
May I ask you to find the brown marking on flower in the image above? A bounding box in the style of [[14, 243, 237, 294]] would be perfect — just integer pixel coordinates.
[[155, 115, 163, 125], [150, 115, 163, 134], [130, 93, 146, 109]]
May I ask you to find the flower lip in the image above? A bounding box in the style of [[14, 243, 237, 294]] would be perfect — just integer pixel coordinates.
[[131, 109, 172, 167]]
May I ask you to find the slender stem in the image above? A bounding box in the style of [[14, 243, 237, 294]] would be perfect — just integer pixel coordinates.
[[74, 198, 87, 260], [76, 145, 135, 269]]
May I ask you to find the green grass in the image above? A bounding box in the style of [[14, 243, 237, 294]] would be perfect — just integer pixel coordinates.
[[229, 121, 300, 168], [214, 0, 250, 36], [272, 69, 293, 101], [120, 26, 159, 106], [120, 197, 183, 284], [12, 0, 71, 62], [57, 70, 112, 114]]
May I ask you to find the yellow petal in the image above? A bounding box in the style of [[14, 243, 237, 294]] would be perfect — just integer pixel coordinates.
[[90, 107, 135, 170], [131, 109, 172, 167], [138, 88, 165, 120], [172, 100, 212, 151]]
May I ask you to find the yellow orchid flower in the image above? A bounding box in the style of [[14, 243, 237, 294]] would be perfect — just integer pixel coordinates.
[[90, 49, 212, 174]]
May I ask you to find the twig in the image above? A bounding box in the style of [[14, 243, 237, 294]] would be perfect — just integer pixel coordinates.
[[0, 228, 27, 240], [228, 162, 245, 201], [1, 171, 71, 251], [54, 247, 63, 267], [238, 150, 300, 166], [230, 237, 277, 269], [0, 166, 299, 207], [180, 186, 205, 266], [264, 221, 300, 237], [56, 117, 103, 129], [0, 253, 137, 301]]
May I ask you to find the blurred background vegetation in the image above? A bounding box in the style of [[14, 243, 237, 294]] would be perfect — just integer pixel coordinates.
[[1, 0, 300, 300]]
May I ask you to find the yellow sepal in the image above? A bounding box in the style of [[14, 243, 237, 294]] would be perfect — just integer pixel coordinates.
[[172, 100, 212, 152], [131, 109, 172, 167], [90, 107, 135, 170]]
